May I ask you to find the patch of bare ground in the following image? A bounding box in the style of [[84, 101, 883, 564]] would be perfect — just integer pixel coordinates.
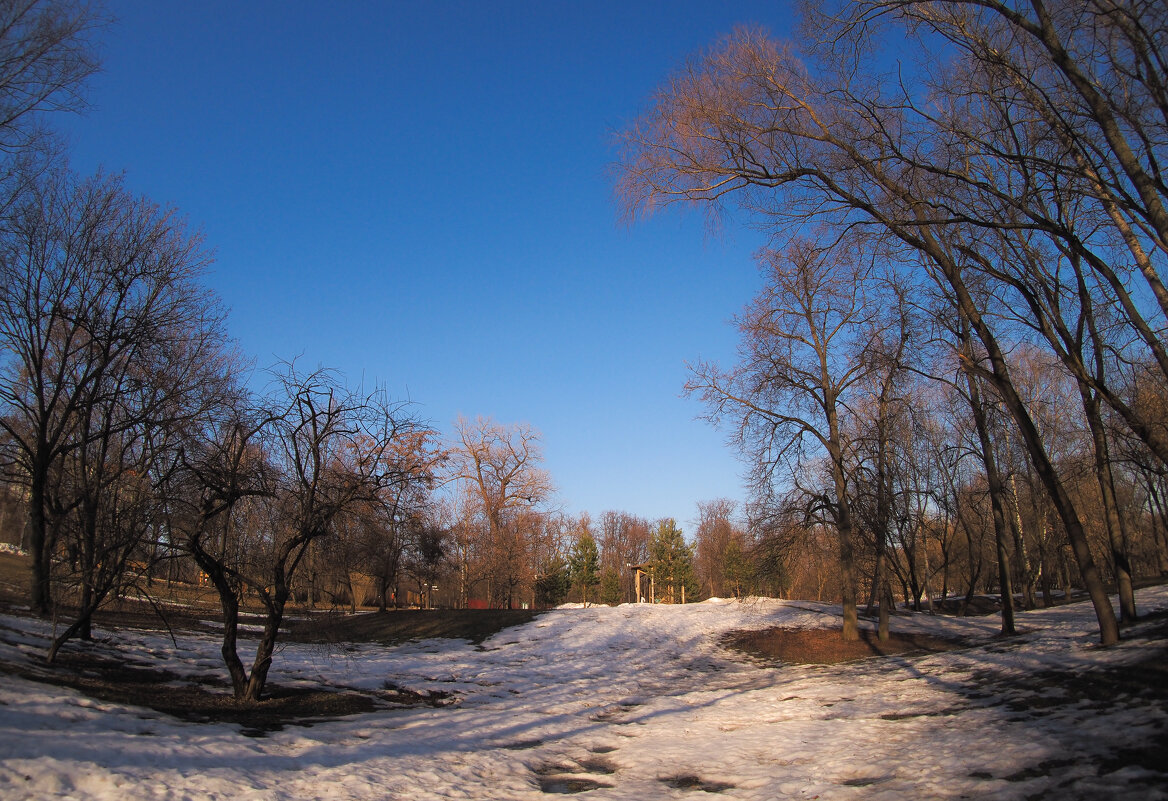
[[4, 650, 383, 734], [660, 774, 736, 793], [721, 626, 969, 665], [285, 608, 540, 646]]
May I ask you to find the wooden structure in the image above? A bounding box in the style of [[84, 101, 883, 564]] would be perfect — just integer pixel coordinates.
[[627, 561, 686, 604], [629, 562, 653, 604]]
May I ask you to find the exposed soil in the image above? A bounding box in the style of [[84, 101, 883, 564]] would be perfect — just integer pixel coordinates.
[[0, 609, 536, 732], [286, 607, 540, 646], [5, 650, 384, 734], [722, 625, 969, 665]]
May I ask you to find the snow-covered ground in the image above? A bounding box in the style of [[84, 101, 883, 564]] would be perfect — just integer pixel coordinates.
[[2, 589, 1167, 800]]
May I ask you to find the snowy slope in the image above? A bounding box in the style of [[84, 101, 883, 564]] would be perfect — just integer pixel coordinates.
[[1, 590, 1166, 800]]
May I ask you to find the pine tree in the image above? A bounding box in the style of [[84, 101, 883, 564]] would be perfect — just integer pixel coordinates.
[[599, 568, 623, 605], [722, 539, 753, 598], [650, 519, 699, 603], [568, 530, 600, 606], [535, 557, 571, 608]]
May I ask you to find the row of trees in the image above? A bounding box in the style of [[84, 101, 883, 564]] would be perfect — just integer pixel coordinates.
[[615, 0, 1168, 644]]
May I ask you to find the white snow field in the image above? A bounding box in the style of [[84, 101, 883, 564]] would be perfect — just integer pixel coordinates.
[[2, 589, 1167, 800]]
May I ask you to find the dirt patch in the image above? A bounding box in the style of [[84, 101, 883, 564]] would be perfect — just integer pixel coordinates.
[[660, 774, 736, 793], [6, 651, 379, 734], [722, 626, 969, 665], [0, 562, 539, 732], [286, 608, 540, 646], [537, 776, 613, 794], [140, 684, 379, 736]]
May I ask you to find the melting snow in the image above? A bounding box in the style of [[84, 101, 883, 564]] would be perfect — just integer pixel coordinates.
[[1, 590, 1167, 799]]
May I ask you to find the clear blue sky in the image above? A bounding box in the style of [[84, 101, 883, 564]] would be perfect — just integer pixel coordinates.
[[58, 1, 795, 529]]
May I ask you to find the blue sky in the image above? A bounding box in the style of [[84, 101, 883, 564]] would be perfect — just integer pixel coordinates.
[[58, 1, 795, 529]]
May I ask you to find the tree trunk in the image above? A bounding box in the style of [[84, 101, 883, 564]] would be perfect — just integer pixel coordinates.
[[869, 545, 891, 640], [243, 599, 286, 703], [1146, 478, 1168, 576], [28, 475, 52, 616], [1007, 472, 1036, 611], [825, 397, 859, 641], [78, 507, 97, 642], [377, 574, 389, 613], [921, 531, 935, 614], [47, 616, 87, 664], [877, 565, 891, 641], [961, 338, 1017, 637], [937, 249, 1118, 645], [1080, 385, 1138, 623], [191, 541, 249, 697], [1039, 547, 1054, 608]]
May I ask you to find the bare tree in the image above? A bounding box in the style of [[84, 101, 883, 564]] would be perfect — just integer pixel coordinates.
[[0, 0, 105, 222], [318, 426, 443, 612], [0, 0, 103, 153], [615, 20, 1128, 643], [44, 302, 233, 662], [0, 169, 225, 622], [174, 365, 433, 702], [688, 240, 885, 639], [449, 415, 554, 608], [400, 514, 447, 609], [597, 509, 650, 603], [694, 498, 746, 599], [170, 389, 272, 698]]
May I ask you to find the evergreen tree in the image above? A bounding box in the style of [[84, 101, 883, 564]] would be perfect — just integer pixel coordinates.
[[722, 539, 753, 598], [650, 519, 699, 603], [599, 568, 623, 606], [568, 529, 600, 605], [535, 557, 571, 608]]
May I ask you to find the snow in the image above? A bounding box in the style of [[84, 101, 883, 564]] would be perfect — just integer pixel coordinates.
[[2, 590, 1167, 800]]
